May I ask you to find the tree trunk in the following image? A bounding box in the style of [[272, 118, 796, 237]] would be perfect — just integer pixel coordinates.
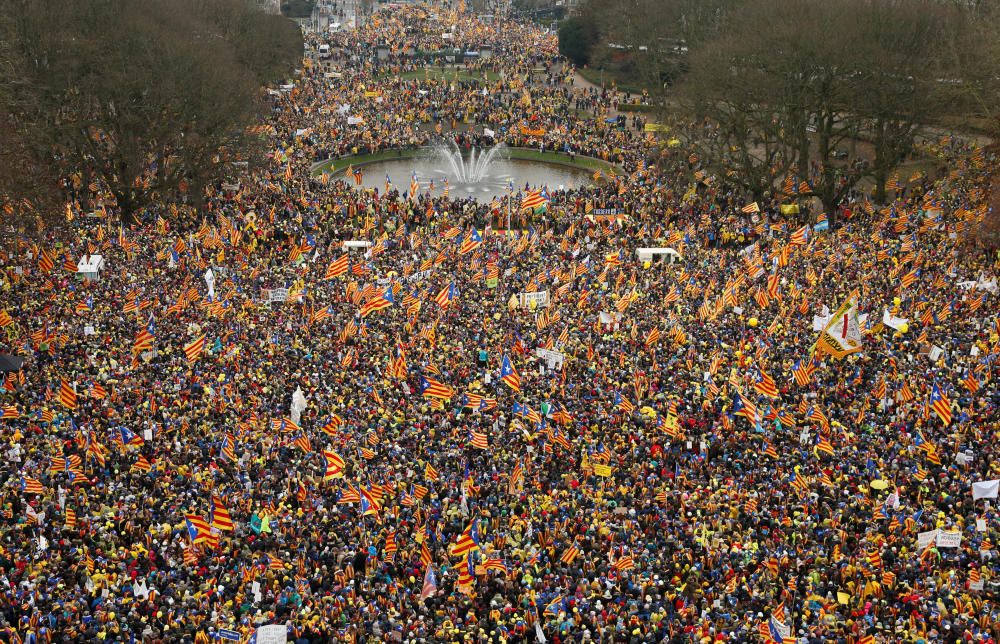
[[872, 119, 889, 205], [796, 122, 810, 174], [819, 180, 839, 220], [873, 170, 887, 205], [115, 188, 137, 225], [822, 195, 839, 221]]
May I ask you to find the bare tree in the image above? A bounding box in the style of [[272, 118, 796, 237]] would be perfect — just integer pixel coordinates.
[[938, 1, 1000, 139], [683, 34, 789, 203], [582, 0, 737, 103], [678, 0, 964, 218], [849, 0, 957, 203], [0, 0, 301, 221], [0, 10, 63, 237], [681, 0, 857, 210]]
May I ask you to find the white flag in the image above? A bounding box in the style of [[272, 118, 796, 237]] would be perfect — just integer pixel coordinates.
[[204, 268, 216, 299], [881, 308, 908, 331], [290, 386, 307, 425]]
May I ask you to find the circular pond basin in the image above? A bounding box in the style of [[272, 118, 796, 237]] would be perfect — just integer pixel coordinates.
[[337, 147, 594, 202]]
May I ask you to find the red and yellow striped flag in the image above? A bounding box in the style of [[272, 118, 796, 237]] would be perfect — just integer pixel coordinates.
[[58, 378, 77, 409], [183, 334, 206, 363], [38, 248, 55, 272]]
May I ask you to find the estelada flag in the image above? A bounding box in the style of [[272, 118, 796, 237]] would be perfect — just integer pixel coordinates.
[[420, 375, 455, 399], [930, 383, 952, 426], [499, 354, 521, 392], [38, 248, 55, 272]]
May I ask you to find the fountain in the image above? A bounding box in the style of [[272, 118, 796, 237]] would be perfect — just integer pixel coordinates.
[[432, 141, 507, 184], [336, 140, 592, 202]]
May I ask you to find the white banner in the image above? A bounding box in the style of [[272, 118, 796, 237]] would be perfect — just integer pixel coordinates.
[[599, 311, 623, 327], [916, 529, 938, 550], [267, 288, 289, 303], [253, 624, 287, 644], [936, 531, 962, 548], [771, 617, 790, 640], [972, 479, 999, 500], [958, 275, 997, 294], [535, 348, 565, 370], [815, 305, 870, 335], [812, 306, 832, 332], [407, 269, 433, 282], [518, 290, 550, 309]]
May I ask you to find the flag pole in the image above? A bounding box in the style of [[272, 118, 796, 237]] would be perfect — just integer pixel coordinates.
[[506, 191, 511, 232]]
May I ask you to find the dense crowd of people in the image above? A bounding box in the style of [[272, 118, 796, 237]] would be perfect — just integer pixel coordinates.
[[0, 4, 998, 643]]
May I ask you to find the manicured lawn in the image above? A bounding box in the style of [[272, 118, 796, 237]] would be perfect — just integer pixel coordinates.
[[311, 149, 417, 176], [507, 149, 619, 174]]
